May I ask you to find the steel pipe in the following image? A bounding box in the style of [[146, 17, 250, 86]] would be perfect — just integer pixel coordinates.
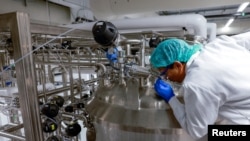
[[0, 131, 26, 141]]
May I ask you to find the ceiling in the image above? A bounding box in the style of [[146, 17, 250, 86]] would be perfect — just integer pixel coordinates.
[[88, 0, 250, 36], [157, 4, 250, 35], [46, 0, 250, 37]]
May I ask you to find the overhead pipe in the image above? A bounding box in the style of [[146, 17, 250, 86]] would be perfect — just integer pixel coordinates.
[[207, 22, 217, 42], [0, 131, 26, 141], [63, 14, 207, 38]]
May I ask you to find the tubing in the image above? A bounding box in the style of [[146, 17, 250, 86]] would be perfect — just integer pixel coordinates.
[[207, 23, 217, 42], [63, 14, 207, 38]]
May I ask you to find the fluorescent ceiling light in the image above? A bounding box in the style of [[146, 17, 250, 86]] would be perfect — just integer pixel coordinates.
[[222, 2, 249, 31], [237, 2, 250, 12], [224, 18, 235, 28]]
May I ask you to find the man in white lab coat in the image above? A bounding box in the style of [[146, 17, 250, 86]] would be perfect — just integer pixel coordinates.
[[150, 31, 250, 140]]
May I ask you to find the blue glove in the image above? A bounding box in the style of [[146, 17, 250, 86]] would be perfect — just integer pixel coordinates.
[[106, 52, 117, 62], [106, 47, 118, 63], [154, 78, 175, 102]]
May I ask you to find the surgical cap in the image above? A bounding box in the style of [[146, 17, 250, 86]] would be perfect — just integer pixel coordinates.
[[150, 38, 202, 68]]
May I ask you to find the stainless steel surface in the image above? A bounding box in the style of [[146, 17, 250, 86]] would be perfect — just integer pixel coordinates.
[[2, 124, 23, 133], [0, 131, 25, 141], [38, 84, 78, 98], [119, 39, 142, 45], [0, 12, 44, 141], [86, 78, 195, 141], [30, 23, 92, 38]]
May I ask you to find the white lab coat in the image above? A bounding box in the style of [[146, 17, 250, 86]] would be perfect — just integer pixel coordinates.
[[168, 31, 250, 140]]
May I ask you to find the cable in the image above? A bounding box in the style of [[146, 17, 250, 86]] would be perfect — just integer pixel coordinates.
[[0, 28, 76, 77]]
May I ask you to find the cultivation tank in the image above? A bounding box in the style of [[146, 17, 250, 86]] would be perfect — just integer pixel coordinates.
[[86, 78, 198, 141]]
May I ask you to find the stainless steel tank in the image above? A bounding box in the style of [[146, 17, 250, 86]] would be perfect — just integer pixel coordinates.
[[86, 78, 196, 141]]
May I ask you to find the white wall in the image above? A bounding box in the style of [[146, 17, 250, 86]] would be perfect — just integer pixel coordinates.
[[0, 0, 71, 25]]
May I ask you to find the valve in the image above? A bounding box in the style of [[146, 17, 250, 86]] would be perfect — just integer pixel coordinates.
[[62, 120, 81, 137], [66, 122, 81, 137], [64, 105, 74, 113], [50, 95, 65, 108], [149, 36, 162, 48], [46, 136, 60, 141], [42, 118, 58, 133], [41, 103, 59, 118], [41, 95, 64, 118]]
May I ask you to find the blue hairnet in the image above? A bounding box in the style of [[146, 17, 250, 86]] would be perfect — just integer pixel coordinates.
[[150, 38, 202, 68]]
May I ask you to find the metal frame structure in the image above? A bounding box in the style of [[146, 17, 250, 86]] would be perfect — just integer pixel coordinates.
[[0, 12, 41, 141], [0, 11, 93, 141]]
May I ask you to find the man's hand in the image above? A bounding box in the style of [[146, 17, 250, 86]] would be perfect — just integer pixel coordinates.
[[154, 78, 175, 102]]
